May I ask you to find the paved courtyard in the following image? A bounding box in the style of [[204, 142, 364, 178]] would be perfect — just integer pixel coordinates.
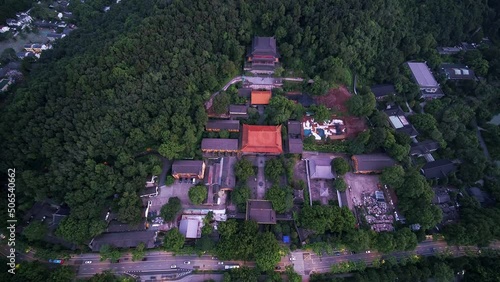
[[148, 181, 193, 215]]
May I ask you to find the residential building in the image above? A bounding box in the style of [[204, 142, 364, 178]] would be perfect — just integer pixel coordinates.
[[241, 124, 283, 154], [0, 26, 10, 33], [250, 90, 272, 105], [436, 46, 462, 55], [286, 92, 315, 107], [308, 158, 335, 180], [246, 36, 279, 74], [407, 62, 444, 99], [0, 78, 12, 92], [370, 84, 396, 100], [201, 138, 239, 154], [246, 200, 276, 224], [205, 120, 240, 132], [47, 33, 66, 41], [89, 230, 157, 252], [229, 104, 248, 119], [410, 140, 440, 157], [34, 20, 59, 28], [420, 159, 455, 179], [16, 52, 36, 59], [440, 63, 476, 80], [351, 154, 396, 174], [24, 43, 49, 53], [384, 106, 419, 138], [171, 160, 206, 180]]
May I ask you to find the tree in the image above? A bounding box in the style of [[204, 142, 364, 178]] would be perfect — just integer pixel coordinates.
[[188, 185, 207, 205], [265, 185, 293, 213], [265, 158, 285, 183], [163, 228, 185, 252], [409, 113, 438, 134], [332, 158, 350, 175], [131, 243, 146, 261], [50, 266, 76, 282], [212, 92, 230, 114], [380, 165, 405, 188], [393, 228, 418, 251], [116, 191, 142, 223], [232, 185, 251, 211], [254, 232, 282, 271], [346, 93, 376, 117], [334, 177, 347, 192], [265, 96, 297, 124], [299, 205, 355, 234], [373, 232, 395, 253], [22, 221, 48, 242], [311, 104, 331, 122], [160, 197, 182, 221], [99, 244, 121, 262], [165, 175, 175, 186], [234, 158, 254, 182]]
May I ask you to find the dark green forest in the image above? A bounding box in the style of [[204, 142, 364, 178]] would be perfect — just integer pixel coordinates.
[[0, 0, 499, 244]]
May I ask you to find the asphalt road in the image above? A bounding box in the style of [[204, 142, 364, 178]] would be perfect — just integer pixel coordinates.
[[290, 240, 483, 275], [76, 253, 253, 278]]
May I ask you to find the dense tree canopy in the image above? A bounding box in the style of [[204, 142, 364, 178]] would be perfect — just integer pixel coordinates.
[[234, 158, 255, 182], [332, 158, 350, 176], [163, 228, 185, 252], [265, 185, 293, 213], [299, 205, 356, 234]]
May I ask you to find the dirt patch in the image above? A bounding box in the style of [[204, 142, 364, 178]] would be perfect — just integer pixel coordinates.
[[313, 86, 367, 138], [314, 86, 351, 112]]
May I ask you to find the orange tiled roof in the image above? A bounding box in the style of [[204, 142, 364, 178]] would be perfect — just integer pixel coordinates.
[[251, 90, 272, 105], [241, 124, 283, 153]]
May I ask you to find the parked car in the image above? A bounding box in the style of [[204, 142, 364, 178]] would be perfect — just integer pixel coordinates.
[[289, 256, 296, 261], [184, 261, 191, 264], [275, 266, 282, 270], [84, 261, 92, 264], [170, 265, 177, 269], [217, 261, 224, 265]]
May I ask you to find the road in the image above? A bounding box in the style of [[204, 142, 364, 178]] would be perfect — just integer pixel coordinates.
[[76, 252, 253, 278], [289, 239, 490, 276]]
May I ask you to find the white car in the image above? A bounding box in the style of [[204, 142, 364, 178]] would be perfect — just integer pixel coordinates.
[[170, 265, 177, 269], [289, 256, 296, 261], [365, 250, 371, 253], [218, 261, 224, 265], [84, 261, 92, 264], [184, 261, 191, 264]]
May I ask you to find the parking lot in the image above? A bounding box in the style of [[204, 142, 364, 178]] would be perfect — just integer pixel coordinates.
[[147, 181, 193, 216], [343, 173, 380, 209]]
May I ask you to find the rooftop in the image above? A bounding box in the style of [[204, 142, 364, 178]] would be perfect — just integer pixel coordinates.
[[229, 104, 248, 114], [410, 140, 440, 156], [179, 219, 200, 239], [246, 200, 276, 224], [251, 90, 272, 105], [287, 120, 302, 137], [407, 62, 439, 88], [241, 124, 283, 154], [352, 154, 396, 173], [384, 106, 419, 137], [90, 230, 156, 252], [440, 63, 476, 80], [250, 36, 278, 57], [309, 158, 335, 179], [421, 159, 455, 179], [370, 84, 396, 99], [172, 160, 204, 175], [201, 138, 239, 151], [206, 119, 240, 131], [238, 88, 252, 98], [288, 138, 303, 154]]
